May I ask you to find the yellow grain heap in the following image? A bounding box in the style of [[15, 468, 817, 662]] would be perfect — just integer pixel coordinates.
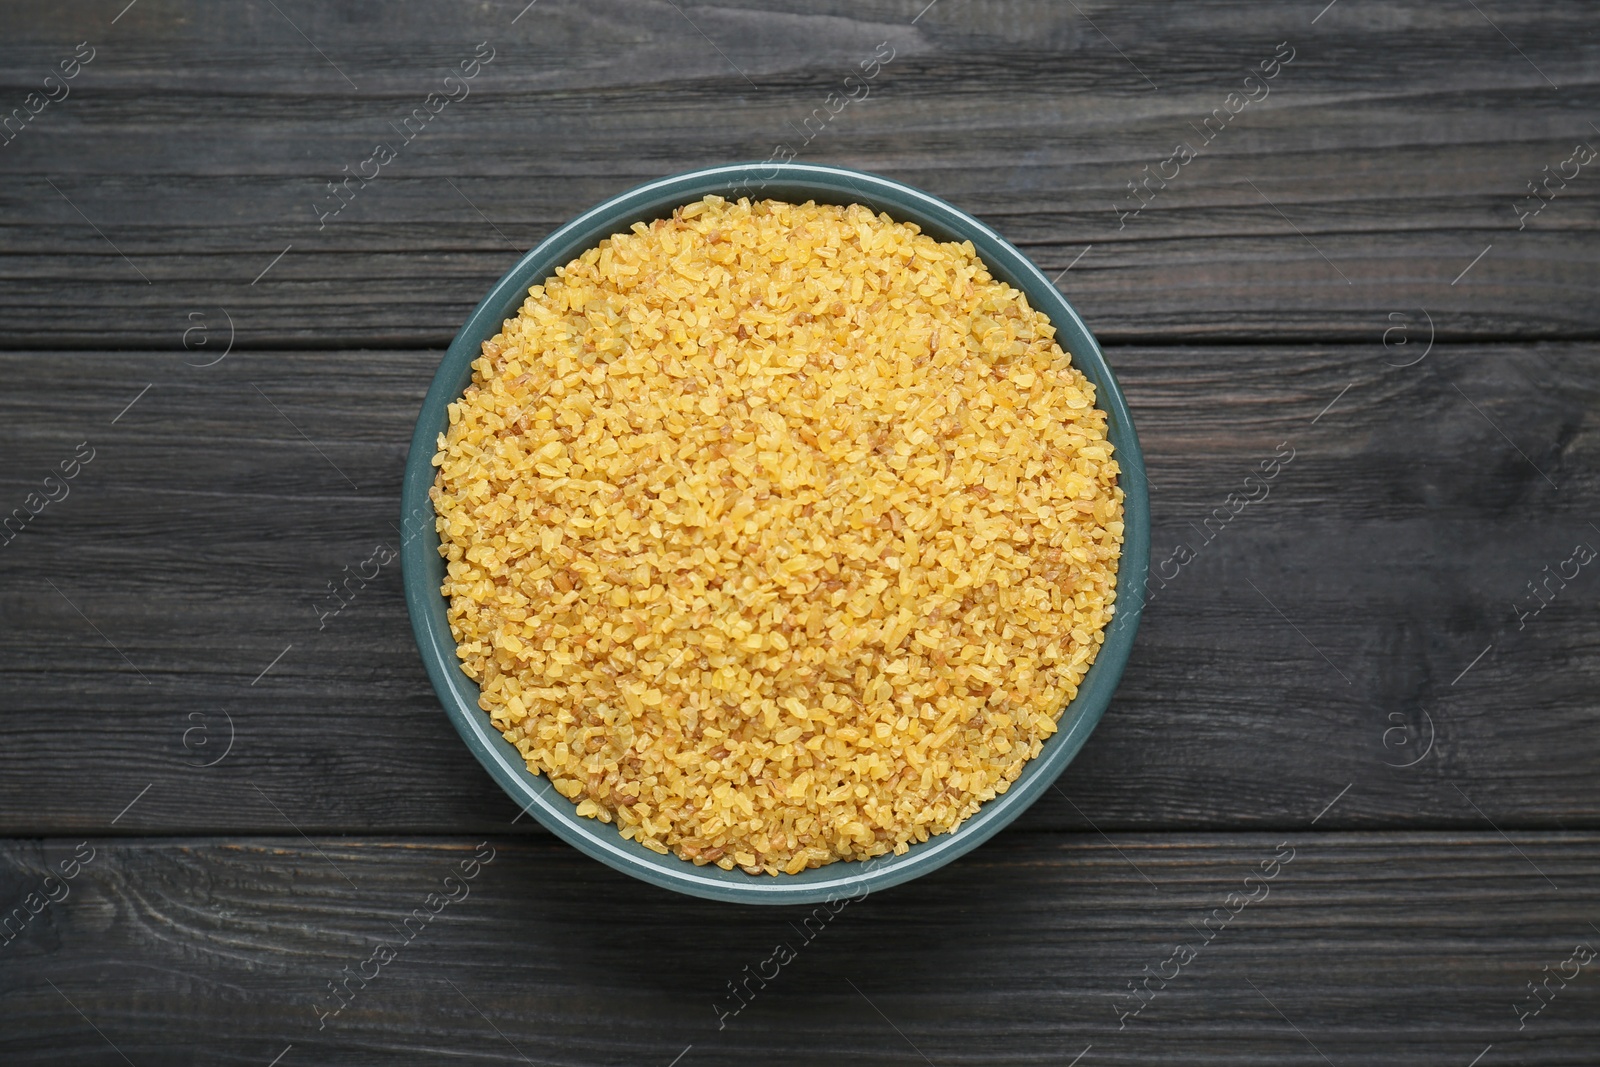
[[432, 196, 1123, 875]]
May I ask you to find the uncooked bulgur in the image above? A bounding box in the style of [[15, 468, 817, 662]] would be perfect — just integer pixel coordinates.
[[431, 196, 1123, 876]]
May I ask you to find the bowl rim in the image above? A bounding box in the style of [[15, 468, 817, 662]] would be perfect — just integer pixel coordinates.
[[401, 161, 1149, 904]]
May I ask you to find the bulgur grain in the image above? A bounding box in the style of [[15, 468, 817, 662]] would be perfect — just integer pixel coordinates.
[[431, 197, 1123, 876]]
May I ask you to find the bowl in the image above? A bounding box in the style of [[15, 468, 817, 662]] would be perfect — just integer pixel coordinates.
[[402, 162, 1148, 904]]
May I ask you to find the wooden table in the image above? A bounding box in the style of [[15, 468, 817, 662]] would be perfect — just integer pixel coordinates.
[[3, 2, 1597, 1063]]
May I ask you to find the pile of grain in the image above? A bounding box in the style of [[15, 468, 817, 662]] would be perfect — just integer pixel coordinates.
[[432, 196, 1123, 875]]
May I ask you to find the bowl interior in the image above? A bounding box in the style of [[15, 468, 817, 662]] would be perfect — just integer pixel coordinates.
[[401, 162, 1149, 904]]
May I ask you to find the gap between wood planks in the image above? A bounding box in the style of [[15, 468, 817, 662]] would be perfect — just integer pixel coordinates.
[[7, 334, 1600, 354]]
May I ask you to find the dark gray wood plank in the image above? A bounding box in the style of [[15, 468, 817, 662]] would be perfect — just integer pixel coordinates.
[[2, 834, 1597, 1065], [1, 0, 1597, 347], [1, 342, 1595, 835]]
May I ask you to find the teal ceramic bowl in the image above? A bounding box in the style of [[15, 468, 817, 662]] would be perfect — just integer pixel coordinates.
[[402, 162, 1148, 905]]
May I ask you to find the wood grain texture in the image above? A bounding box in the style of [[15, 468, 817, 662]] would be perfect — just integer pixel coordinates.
[[5, 1, 1600, 1059], [2, 834, 1597, 1066], [1, 0, 1597, 347], [1, 342, 1594, 835]]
